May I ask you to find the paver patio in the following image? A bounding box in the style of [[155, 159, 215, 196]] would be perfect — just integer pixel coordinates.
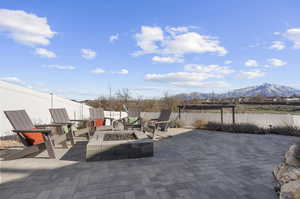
[[0, 129, 296, 199]]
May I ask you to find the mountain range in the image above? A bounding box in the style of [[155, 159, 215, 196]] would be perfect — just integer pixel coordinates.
[[174, 83, 300, 100]]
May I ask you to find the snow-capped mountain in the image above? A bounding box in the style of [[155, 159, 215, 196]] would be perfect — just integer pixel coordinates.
[[219, 83, 300, 98], [174, 83, 300, 99]]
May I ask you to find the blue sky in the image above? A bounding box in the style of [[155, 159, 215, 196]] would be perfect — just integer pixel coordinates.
[[0, 0, 300, 99]]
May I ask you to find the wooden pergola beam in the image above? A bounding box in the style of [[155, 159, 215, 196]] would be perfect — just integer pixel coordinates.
[[177, 104, 237, 124]]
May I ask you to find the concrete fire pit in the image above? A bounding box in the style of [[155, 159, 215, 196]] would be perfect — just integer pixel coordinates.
[[86, 131, 153, 161]]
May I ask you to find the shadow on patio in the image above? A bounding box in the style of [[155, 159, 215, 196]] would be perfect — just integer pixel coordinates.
[[0, 129, 296, 199]]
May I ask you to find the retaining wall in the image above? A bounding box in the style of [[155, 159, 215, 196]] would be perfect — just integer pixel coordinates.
[[141, 112, 300, 128]]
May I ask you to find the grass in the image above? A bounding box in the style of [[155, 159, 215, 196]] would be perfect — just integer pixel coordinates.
[[194, 121, 300, 136], [0, 136, 22, 149], [174, 120, 185, 128], [193, 120, 208, 129]]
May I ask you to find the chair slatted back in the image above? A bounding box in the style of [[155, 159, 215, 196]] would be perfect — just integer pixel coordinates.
[[49, 108, 70, 123], [89, 108, 105, 119], [96, 108, 105, 118], [157, 109, 172, 121], [4, 110, 44, 146], [127, 107, 141, 118], [4, 110, 35, 130], [89, 108, 97, 120], [89, 108, 105, 127]]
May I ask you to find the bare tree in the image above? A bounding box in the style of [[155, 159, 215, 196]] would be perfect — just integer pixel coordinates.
[[162, 92, 181, 111], [116, 88, 131, 106]]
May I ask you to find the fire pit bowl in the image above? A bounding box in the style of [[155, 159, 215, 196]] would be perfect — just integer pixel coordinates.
[[86, 131, 153, 161]]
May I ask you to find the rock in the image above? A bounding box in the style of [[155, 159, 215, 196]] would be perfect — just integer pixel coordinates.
[[286, 145, 300, 167], [274, 163, 300, 185], [280, 180, 300, 199], [294, 142, 300, 159], [274, 144, 300, 199]]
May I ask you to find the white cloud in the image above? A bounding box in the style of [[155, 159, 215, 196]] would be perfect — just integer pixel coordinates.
[[114, 69, 129, 75], [267, 58, 287, 67], [163, 32, 227, 56], [91, 68, 128, 74], [81, 48, 96, 60], [0, 9, 55, 46], [224, 60, 232, 65], [145, 71, 229, 88], [145, 72, 230, 88], [270, 41, 285, 50], [45, 65, 75, 70], [0, 77, 23, 84], [152, 56, 184, 63], [184, 64, 234, 75], [133, 26, 227, 57], [35, 48, 56, 58], [109, 34, 119, 42], [282, 28, 300, 49], [145, 72, 212, 83], [245, 59, 258, 67], [238, 70, 265, 79], [91, 68, 105, 74], [273, 32, 281, 35], [171, 81, 229, 88], [165, 26, 189, 36], [134, 26, 164, 55], [145, 63, 233, 88]]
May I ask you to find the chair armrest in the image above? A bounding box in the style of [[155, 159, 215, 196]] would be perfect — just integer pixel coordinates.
[[154, 121, 170, 124], [70, 119, 89, 122], [13, 129, 52, 134], [53, 122, 74, 125], [35, 124, 64, 128], [150, 118, 159, 121]]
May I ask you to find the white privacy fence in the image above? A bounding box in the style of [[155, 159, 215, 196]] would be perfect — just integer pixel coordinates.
[[0, 81, 127, 137], [142, 112, 300, 128]]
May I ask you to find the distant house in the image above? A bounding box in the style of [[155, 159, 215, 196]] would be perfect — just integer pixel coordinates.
[[284, 97, 300, 102]]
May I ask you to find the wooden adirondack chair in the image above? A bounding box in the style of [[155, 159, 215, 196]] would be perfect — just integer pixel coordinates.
[[122, 107, 144, 131], [49, 108, 90, 140], [147, 109, 172, 133], [89, 108, 115, 132], [4, 110, 72, 159]]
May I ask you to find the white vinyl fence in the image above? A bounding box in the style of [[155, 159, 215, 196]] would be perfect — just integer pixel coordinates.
[[142, 112, 300, 128], [0, 81, 127, 137]]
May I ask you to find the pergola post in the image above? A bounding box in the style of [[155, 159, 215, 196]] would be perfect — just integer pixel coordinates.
[[232, 107, 235, 124], [220, 108, 224, 124], [177, 104, 236, 125]]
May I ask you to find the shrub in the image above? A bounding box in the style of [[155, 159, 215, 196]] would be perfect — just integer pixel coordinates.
[[200, 122, 300, 137], [193, 120, 208, 129], [0, 135, 21, 149], [205, 122, 223, 131], [175, 120, 185, 128], [231, 123, 263, 134], [268, 126, 300, 136]]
